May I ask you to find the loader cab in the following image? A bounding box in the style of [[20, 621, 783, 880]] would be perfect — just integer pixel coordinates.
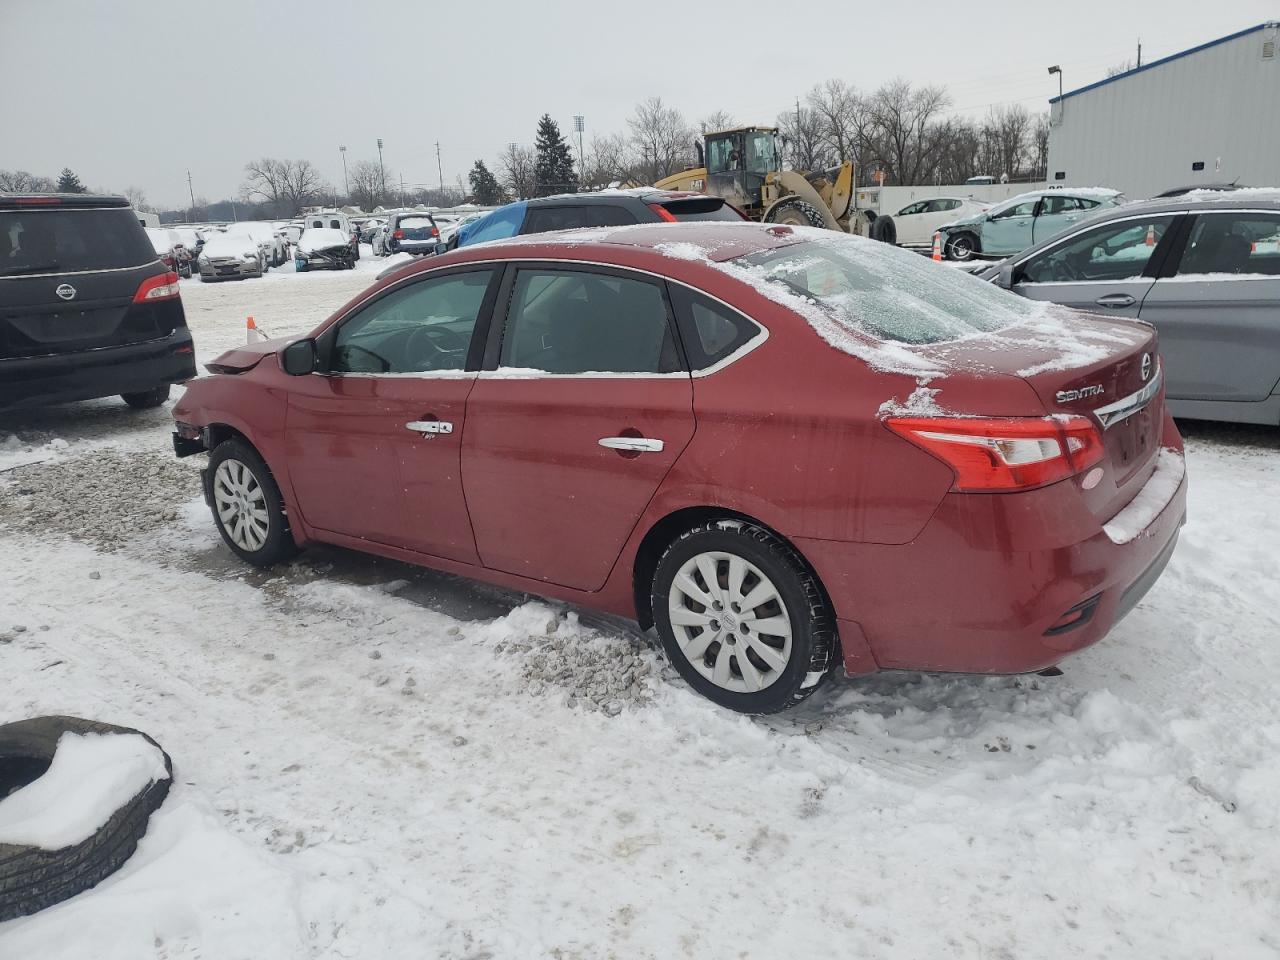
[[705, 127, 779, 213]]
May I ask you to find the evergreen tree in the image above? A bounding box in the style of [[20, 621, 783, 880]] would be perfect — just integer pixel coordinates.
[[468, 160, 503, 205], [533, 114, 577, 196], [56, 168, 86, 193]]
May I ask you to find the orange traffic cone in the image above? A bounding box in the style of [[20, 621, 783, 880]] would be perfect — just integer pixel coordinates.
[[246, 316, 266, 343], [1145, 225, 1156, 246], [931, 232, 943, 261]]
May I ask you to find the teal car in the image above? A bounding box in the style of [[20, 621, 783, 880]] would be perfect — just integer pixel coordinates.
[[937, 188, 1121, 261]]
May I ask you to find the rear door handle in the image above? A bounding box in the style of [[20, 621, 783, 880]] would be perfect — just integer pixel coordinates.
[[1095, 294, 1136, 308], [599, 436, 664, 453], [406, 420, 453, 435]]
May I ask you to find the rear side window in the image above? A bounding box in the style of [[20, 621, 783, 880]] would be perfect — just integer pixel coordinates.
[[500, 269, 681, 374], [660, 198, 744, 222], [668, 285, 761, 371], [522, 205, 637, 233], [1175, 212, 1280, 277], [0, 208, 155, 276]]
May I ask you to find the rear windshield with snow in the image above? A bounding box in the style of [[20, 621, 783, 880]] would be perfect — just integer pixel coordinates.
[[0, 208, 156, 277], [733, 237, 1045, 345]]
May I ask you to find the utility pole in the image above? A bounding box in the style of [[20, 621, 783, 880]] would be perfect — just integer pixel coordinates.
[[186, 169, 196, 223], [400, 173, 405, 207], [1137, 38, 1142, 68], [376, 138, 386, 206], [435, 141, 444, 194], [339, 145, 349, 202]]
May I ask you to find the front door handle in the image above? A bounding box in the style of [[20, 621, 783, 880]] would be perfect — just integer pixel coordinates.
[[1095, 293, 1136, 308], [406, 420, 453, 435], [599, 436, 664, 453]]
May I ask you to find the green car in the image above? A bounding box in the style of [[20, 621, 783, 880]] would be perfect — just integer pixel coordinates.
[[937, 188, 1121, 261]]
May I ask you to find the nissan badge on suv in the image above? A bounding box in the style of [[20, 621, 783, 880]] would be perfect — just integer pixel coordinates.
[[0, 193, 196, 409]]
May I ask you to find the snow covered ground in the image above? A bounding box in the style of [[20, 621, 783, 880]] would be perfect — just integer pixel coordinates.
[[1, 264, 1279, 959]]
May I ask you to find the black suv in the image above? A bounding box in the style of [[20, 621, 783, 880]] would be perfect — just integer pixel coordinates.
[[450, 189, 744, 249], [1, 194, 196, 409]]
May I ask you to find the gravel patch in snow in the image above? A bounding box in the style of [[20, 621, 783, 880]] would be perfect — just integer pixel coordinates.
[[0, 451, 200, 550]]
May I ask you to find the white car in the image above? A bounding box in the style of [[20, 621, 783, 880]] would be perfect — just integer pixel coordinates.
[[223, 221, 288, 269], [892, 197, 991, 248]]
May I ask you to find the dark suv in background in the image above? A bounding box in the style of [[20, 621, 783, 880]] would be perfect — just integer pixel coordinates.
[[0, 194, 196, 409], [451, 189, 744, 249]]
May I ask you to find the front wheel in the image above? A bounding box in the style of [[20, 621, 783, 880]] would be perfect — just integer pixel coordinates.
[[121, 384, 170, 409], [946, 232, 978, 261], [206, 439, 297, 567], [652, 520, 835, 714]]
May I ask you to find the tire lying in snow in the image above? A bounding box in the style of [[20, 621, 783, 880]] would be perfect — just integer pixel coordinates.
[[0, 717, 172, 923]]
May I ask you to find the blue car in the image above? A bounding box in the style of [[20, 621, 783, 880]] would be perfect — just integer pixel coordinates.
[[451, 190, 742, 249]]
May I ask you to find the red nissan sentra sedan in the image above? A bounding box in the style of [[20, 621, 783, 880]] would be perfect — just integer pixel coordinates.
[[172, 223, 1186, 713]]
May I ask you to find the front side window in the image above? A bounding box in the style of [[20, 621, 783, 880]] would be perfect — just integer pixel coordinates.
[[991, 200, 1036, 220], [707, 135, 738, 174], [898, 201, 927, 216], [1020, 215, 1177, 283], [1175, 213, 1280, 277], [500, 269, 681, 374], [331, 270, 494, 374]]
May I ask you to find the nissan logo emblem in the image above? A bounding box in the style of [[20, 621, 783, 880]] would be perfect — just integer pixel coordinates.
[[55, 283, 77, 301], [1140, 352, 1152, 381]]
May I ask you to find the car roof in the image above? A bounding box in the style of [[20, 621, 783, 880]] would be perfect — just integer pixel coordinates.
[[0, 193, 131, 210], [1101, 190, 1280, 217]]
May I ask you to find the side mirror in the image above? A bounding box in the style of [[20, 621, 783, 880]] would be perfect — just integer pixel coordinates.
[[280, 338, 317, 376], [995, 263, 1015, 289]]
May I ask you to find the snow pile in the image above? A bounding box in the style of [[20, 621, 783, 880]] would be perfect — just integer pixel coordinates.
[[485, 604, 658, 714], [0, 732, 168, 849], [1104, 448, 1186, 544], [0, 450, 201, 549], [0, 436, 68, 472]]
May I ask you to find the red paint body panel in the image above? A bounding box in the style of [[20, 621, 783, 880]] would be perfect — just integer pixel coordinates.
[[174, 223, 1188, 683]]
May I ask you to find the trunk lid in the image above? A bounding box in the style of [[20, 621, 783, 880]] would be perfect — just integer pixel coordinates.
[[924, 307, 1165, 521]]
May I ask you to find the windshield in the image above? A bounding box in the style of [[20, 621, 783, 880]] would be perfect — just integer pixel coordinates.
[[734, 235, 1045, 344], [743, 131, 778, 175], [1, 207, 156, 277]]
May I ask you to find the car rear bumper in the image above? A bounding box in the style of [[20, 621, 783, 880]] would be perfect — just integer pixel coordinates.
[[801, 416, 1187, 676], [0, 331, 196, 408]]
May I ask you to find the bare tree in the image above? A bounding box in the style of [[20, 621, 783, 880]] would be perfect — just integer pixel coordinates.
[[281, 160, 327, 214], [499, 144, 537, 200], [122, 186, 156, 212], [1106, 59, 1135, 78], [348, 160, 389, 211], [242, 158, 328, 216], [581, 133, 637, 189], [1030, 112, 1050, 180], [865, 80, 952, 185], [698, 110, 735, 134], [806, 79, 866, 166], [776, 104, 834, 171], [932, 118, 982, 184], [982, 104, 1032, 180], [627, 97, 695, 183], [0, 169, 56, 192], [241, 158, 289, 213]]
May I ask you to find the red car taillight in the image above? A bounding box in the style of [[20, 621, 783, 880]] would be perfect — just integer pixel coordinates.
[[133, 270, 181, 303], [647, 203, 678, 222], [430, 226, 439, 237], [393, 229, 405, 239], [885, 415, 1104, 492]]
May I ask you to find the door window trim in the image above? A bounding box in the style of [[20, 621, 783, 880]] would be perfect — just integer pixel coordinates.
[[1009, 211, 1191, 284], [314, 263, 503, 378]]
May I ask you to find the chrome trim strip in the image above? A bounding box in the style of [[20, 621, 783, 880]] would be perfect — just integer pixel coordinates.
[[1093, 362, 1163, 429], [0, 259, 161, 281]]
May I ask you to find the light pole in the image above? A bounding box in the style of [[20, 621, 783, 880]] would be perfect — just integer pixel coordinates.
[[573, 115, 584, 187], [376, 138, 386, 206], [339, 145, 349, 202], [1047, 65, 1063, 126]]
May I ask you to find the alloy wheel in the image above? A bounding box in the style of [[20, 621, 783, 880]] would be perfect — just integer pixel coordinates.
[[212, 458, 270, 552], [667, 551, 794, 693]]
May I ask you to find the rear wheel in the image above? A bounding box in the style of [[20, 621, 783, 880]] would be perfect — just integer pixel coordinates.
[[870, 214, 897, 244], [652, 520, 834, 714], [121, 384, 170, 409], [207, 439, 297, 567], [766, 199, 827, 229], [946, 232, 978, 261]]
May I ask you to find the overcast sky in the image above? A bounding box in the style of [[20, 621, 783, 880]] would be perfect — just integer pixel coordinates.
[[2, 0, 1275, 207]]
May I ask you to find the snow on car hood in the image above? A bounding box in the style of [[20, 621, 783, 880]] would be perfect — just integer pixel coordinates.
[[201, 233, 259, 258], [298, 228, 350, 253]]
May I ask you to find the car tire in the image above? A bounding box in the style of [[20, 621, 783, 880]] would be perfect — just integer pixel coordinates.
[[870, 214, 897, 244], [121, 384, 171, 409], [206, 438, 298, 567], [651, 519, 835, 714], [0, 716, 172, 924], [946, 232, 978, 261], [765, 199, 827, 230]]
